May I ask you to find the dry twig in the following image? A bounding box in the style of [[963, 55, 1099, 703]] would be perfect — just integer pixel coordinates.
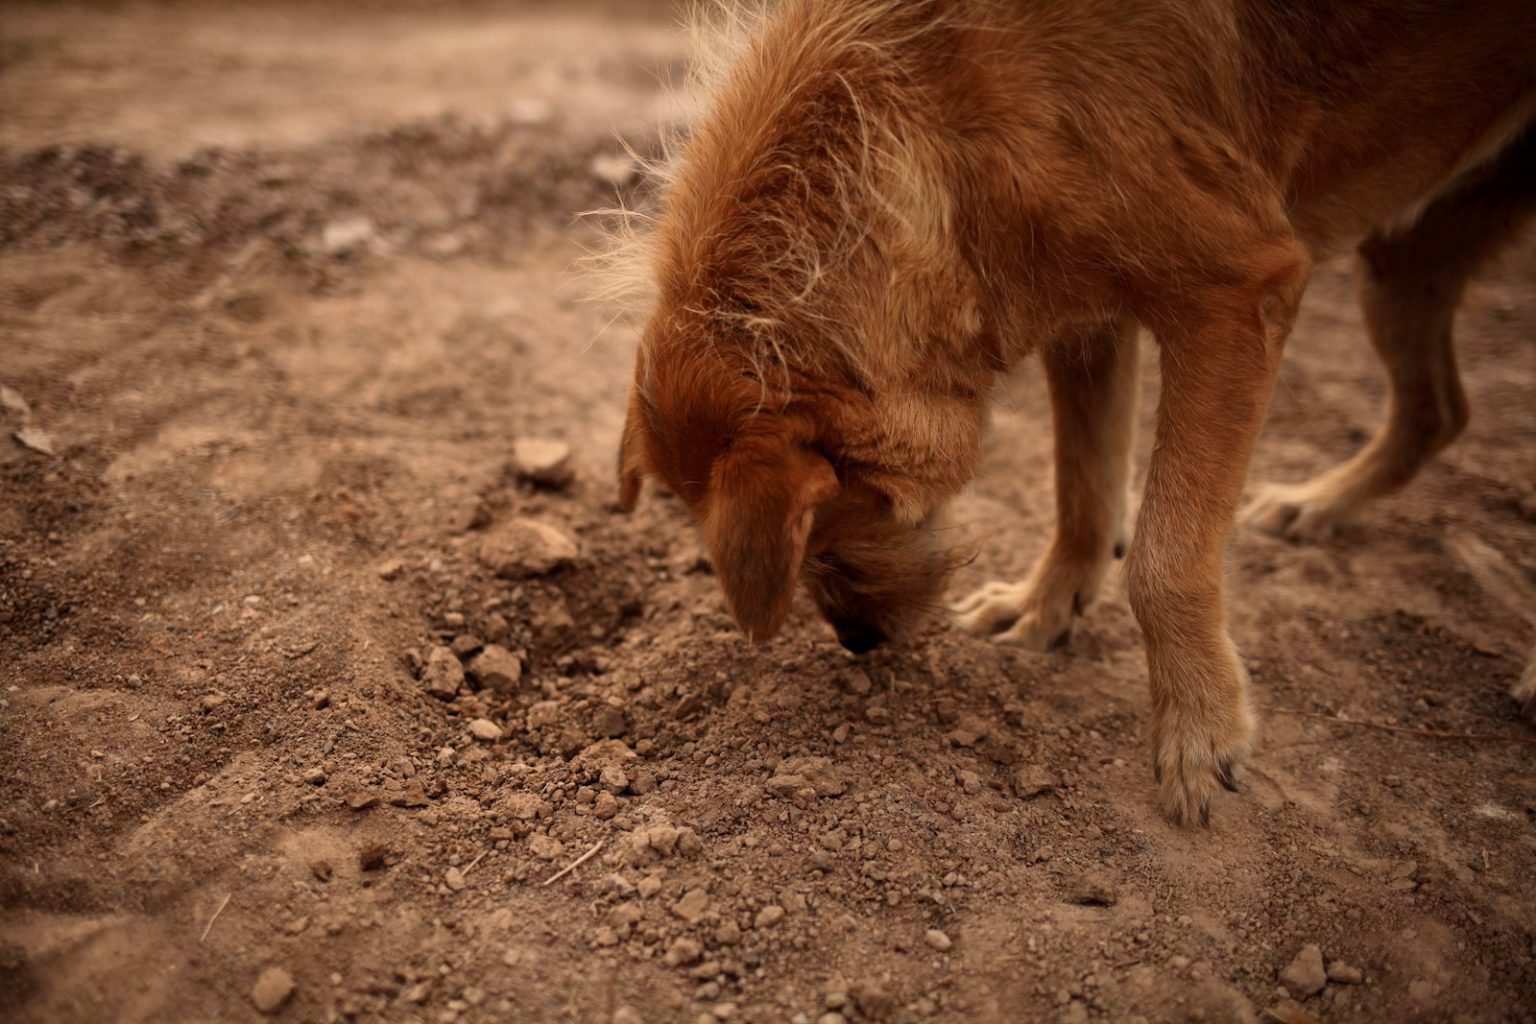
[[1270, 707, 1536, 746], [542, 840, 604, 887], [200, 892, 232, 943]]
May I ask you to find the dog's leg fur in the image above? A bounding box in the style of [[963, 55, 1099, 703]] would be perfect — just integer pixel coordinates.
[[1127, 241, 1311, 827], [1515, 645, 1536, 723], [953, 318, 1138, 648], [1249, 127, 1536, 542]]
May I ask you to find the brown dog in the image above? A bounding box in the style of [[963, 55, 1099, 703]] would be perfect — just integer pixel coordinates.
[[615, 0, 1536, 824]]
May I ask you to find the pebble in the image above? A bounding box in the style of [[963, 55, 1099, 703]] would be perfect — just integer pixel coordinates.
[[594, 791, 619, 819], [1068, 872, 1119, 906], [755, 904, 786, 929], [613, 1009, 644, 1024], [302, 767, 327, 786], [664, 937, 703, 967], [468, 644, 522, 692], [377, 559, 405, 581], [599, 764, 630, 794], [924, 929, 952, 952], [450, 633, 483, 659], [849, 981, 893, 1020], [528, 834, 564, 860], [445, 867, 466, 892], [477, 518, 578, 578], [593, 703, 629, 739], [672, 888, 710, 924], [1326, 961, 1363, 985], [512, 438, 575, 489], [1012, 765, 1059, 798], [319, 216, 377, 256], [1279, 944, 1327, 998], [421, 645, 465, 700], [468, 718, 503, 742], [251, 967, 295, 1014]]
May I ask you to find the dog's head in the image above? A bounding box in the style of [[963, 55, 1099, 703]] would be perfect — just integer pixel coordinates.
[[618, 323, 965, 652]]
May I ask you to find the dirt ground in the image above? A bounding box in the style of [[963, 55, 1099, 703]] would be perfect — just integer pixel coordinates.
[[3, 3, 1535, 1023]]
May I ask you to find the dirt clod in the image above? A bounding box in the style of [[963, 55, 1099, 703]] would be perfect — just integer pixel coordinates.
[[1280, 944, 1327, 998], [512, 438, 575, 488], [250, 967, 295, 1014], [1068, 872, 1119, 906], [476, 518, 578, 577], [468, 644, 522, 692], [421, 645, 466, 700]]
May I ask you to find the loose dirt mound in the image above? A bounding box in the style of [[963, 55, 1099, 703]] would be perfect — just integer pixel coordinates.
[[2, 4, 1534, 1023]]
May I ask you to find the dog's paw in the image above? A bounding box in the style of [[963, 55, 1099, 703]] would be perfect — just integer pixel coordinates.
[[1151, 693, 1254, 827], [1245, 482, 1357, 542], [1513, 650, 1536, 724], [950, 578, 1079, 651]]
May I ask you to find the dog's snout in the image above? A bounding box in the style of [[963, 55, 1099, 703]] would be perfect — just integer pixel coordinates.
[[834, 621, 886, 654]]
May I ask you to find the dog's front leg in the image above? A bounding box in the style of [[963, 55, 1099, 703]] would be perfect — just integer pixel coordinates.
[[1126, 254, 1308, 825], [954, 318, 1139, 647]]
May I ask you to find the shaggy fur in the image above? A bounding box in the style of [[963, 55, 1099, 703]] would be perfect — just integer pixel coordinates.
[[615, 0, 1536, 825]]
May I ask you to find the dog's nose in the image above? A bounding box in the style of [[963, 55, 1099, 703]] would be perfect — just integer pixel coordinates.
[[834, 622, 886, 654]]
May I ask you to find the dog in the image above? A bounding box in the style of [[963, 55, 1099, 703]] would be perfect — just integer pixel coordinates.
[[614, 0, 1536, 825]]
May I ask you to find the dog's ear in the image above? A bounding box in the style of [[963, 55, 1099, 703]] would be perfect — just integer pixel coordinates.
[[617, 389, 647, 512], [705, 438, 838, 644]]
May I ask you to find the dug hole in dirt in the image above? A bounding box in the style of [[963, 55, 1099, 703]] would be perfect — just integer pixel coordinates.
[[2, 3, 1534, 1023]]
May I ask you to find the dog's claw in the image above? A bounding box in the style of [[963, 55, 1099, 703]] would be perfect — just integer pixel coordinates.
[[1217, 758, 1240, 793]]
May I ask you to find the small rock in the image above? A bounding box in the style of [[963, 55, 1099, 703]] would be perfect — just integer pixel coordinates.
[[1326, 961, 1363, 985], [421, 645, 465, 700], [924, 929, 952, 952], [1068, 872, 1119, 906], [754, 904, 785, 929], [468, 644, 522, 692], [450, 633, 484, 659], [309, 860, 333, 882], [849, 981, 893, 1020], [377, 559, 405, 581], [200, 693, 227, 712], [599, 764, 629, 794], [477, 518, 578, 578], [613, 1008, 644, 1024], [594, 791, 619, 819], [251, 967, 295, 1014], [319, 216, 376, 255], [344, 792, 378, 811], [504, 793, 543, 820], [512, 438, 575, 489], [469, 718, 503, 742], [957, 769, 982, 795], [302, 767, 327, 786], [664, 937, 703, 967], [1012, 764, 1059, 798], [672, 888, 710, 924], [714, 921, 741, 946], [593, 703, 629, 739], [1279, 944, 1327, 998], [445, 867, 466, 891], [528, 834, 564, 860]]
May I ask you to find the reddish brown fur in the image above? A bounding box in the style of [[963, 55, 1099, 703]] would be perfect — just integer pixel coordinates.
[[617, 0, 1536, 824]]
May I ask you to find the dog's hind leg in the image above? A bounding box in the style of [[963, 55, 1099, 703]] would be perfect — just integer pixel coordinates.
[[952, 317, 1138, 648], [1249, 125, 1536, 541]]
